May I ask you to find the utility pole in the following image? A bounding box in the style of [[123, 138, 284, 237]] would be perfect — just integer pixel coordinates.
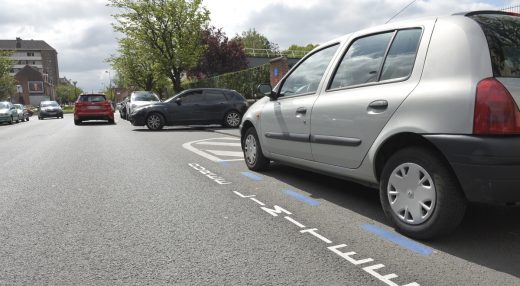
[[73, 81, 78, 99]]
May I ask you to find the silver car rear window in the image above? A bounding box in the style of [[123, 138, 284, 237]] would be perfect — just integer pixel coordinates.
[[469, 13, 520, 78]]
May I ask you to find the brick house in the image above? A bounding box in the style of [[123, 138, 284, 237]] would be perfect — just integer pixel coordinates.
[[0, 37, 59, 104]]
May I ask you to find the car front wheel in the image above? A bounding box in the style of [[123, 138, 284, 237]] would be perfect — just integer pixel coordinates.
[[146, 113, 164, 130], [243, 127, 270, 171], [379, 147, 466, 239], [224, 111, 241, 128]]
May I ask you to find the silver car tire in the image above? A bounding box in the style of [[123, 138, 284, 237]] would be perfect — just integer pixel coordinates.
[[379, 147, 466, 239], [243, 127, 270, 171], [224, 111, 241, 128], [146, 113, 164, 131]]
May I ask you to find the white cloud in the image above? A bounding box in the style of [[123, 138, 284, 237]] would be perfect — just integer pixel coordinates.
[[0, 0, 514, 92]]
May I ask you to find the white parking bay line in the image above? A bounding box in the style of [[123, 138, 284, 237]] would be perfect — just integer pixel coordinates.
[[195, 142, 242, 147], [183, 137, 244, 162], [206, 150, 244, 157]]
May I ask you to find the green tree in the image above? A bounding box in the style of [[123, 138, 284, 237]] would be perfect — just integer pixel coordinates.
[[0, 51, 15, 100], [235, 28, 278, 52], [109, 37, 165, 92], [56, 83, 83, 104], [283, 43, 317, 58], [109, 0, 210, 92]]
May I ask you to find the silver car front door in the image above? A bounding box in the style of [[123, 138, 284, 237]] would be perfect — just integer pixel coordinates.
[[311, 24, 433, 169], [260, 44, 340, 160]]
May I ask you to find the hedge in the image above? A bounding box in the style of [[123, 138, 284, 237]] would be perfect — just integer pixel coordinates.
[[182, 64, 270, 99]]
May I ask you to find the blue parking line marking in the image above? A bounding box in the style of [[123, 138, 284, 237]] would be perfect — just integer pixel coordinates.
[[282, 189, 320, 206], [361, 224, 433, 256], [240, 172, 263, 181]]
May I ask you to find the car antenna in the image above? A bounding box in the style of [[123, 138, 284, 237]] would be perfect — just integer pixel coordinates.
[[385, 0, 417, 24]]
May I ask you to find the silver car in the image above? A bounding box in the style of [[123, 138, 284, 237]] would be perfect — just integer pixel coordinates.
[[125, 91, 160, 119], [240, 11, 520, 239]]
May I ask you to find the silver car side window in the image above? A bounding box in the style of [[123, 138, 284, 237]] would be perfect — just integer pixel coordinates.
[[330, 32, 394, 89], [279, 44, 339, 97], [380, 29, 422, 81]]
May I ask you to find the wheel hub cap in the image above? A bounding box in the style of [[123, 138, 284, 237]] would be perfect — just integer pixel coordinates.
[[244, 134, 257, 165], [227, 113, 240, 127], [387, 163, 437, 225]]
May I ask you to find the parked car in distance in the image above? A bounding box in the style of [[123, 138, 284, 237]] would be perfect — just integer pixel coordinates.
[[129, 88, 247, 130], [39, 101, 63, 119], [240, 11, 520, 239], [118, 97, 129, 120], [0, 101, 18, 125], [125, 91, 160, 119], [74, 93, 114, 125], [13, 104, 29, 122]]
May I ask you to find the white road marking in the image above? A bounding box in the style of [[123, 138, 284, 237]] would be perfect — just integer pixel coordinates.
[[284, 216, 306, 228], [183, 137, 243, 162], [235, 194, 421, 286], [233, 191, 255, 198], [205, 150, 244, 157], [300, 228, 332, 244], [188, 163, 232, 185], [195, 142, 241, 147], [250, 198, 266, 206]]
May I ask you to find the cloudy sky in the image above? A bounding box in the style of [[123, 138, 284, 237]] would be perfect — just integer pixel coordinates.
[[0, 0, 516, 92]]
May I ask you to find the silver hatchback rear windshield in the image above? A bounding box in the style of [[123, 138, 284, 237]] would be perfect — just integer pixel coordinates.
[[469, 13, 520, 78]]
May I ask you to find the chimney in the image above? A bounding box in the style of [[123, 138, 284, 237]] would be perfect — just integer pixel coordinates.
[[16, 37, 21, 48]]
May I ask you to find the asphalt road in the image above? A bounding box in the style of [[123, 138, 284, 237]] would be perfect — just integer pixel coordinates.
[[0, 114, 518, 285]]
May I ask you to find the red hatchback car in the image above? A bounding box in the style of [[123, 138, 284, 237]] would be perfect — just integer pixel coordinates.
[[74, 94, 115, 125]]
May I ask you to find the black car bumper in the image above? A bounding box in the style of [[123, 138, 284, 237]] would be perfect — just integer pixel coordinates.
[[425, 135, 520, 204], [40, 110, 63, 118], [129, 113, 146, 126]]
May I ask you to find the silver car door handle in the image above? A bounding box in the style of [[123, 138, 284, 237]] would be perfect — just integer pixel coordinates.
[[368, 100, 388, 109], [296, 107, 307, 115]]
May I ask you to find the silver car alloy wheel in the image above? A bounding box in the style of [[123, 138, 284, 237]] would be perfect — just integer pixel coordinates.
[[147, 114, 161, 130], [387, 163, 437, 225], [226, 112, 240, 127], [244, 134, 257, 165]]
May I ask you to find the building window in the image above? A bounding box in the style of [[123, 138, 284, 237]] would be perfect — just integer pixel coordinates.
[[27, 52, 34, 56]]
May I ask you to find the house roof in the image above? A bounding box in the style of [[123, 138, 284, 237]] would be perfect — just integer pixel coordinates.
[[0, 39, 56, 51]]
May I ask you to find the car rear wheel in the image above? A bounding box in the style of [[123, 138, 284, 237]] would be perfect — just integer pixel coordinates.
[[74, 119, 81, 125], [8, 116, 13, 124], [243, 127, 270, 171], [379, 147, 466, 239], [146, 113, 164, 130], [224, 111, 241, 128], [108, 118, 115, 124]]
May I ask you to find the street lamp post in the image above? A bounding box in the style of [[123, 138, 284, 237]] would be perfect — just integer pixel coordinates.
[[105, 70, 115, 109], [73, 81, 78, 100], [105, 70, 112, 98]]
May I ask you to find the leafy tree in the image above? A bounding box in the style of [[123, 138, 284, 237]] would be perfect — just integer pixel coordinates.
[[109, 0, 210, 92], [108, 37, 164, 92], [283, 44, 317, 58], [56, 83, 83, 104], [188, 26, 248, 79], [286, 44, 317, 52], [235, 28, 278, 52], [0, 51, 15, 100]]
